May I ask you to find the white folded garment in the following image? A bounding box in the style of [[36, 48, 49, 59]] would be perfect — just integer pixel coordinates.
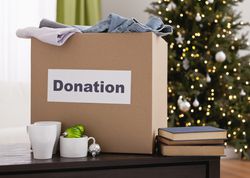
[[16, 27, 81, 46]]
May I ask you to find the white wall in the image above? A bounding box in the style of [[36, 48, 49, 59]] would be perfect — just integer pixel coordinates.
[[0, 0, 56, 144], [101, 0, 152, 23], [238, 1, 250, 25], [0, 0, 56, 129], [237, 1, 250, 39]]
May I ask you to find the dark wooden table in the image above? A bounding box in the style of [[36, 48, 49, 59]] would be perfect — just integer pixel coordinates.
[[0, 144, 220, 178]]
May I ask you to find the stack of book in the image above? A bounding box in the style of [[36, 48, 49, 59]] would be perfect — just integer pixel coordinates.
[[158, 126, 227, 156]]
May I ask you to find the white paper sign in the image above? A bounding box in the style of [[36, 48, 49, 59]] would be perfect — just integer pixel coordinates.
[[47, 69, 131, 104]]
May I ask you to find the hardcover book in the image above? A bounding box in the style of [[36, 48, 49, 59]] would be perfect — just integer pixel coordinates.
[[158, 136, 225, 145], [160, 144, 225, 156], [158, 126, 227, 141]]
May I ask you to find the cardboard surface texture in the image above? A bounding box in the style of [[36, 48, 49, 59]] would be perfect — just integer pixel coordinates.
[[31, 33, 168, 154]]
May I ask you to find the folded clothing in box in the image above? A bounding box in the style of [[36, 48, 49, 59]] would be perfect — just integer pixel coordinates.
[[17, 13, 172, 46]]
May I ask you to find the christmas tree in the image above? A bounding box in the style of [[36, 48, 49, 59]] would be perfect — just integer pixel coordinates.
[[147, 0, 250, 158]]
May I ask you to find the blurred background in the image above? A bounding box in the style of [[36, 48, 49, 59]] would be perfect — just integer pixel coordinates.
[[1, 0, 249, 135], [0, 0, 249, 177]]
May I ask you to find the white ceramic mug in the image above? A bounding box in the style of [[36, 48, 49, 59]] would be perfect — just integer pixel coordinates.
[[60, 136, 95, 158], [27, 124, 57, 159], [34, 121, 61, 154]]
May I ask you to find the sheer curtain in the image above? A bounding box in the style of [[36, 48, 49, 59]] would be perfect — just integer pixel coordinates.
[[0, 0, 56, 143]]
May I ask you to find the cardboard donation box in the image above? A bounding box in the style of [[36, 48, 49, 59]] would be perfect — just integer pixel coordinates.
[[31, 32, 168, 154]]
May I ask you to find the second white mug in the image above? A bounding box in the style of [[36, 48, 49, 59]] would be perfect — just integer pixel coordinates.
[[60, 136, 95, 158]]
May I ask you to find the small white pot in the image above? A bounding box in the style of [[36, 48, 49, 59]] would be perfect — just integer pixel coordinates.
[[60, 136, 95, 158]]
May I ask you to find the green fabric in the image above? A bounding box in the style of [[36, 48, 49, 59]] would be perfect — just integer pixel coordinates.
[[56, 0, 101, 26]]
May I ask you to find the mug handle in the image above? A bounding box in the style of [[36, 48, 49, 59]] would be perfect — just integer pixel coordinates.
[[88, 137, 96, 145]]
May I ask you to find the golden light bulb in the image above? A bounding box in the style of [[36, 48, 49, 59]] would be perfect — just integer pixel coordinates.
[[179, 114, 184, 118]]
